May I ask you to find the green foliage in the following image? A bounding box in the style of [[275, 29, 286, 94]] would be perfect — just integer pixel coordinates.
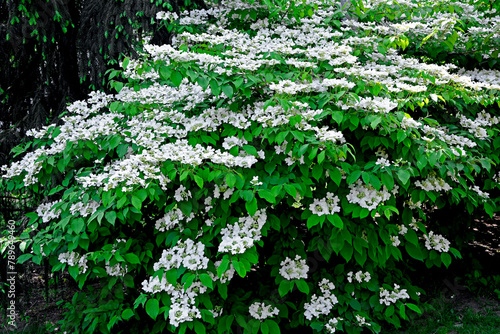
[[2, 0, 500, 333]]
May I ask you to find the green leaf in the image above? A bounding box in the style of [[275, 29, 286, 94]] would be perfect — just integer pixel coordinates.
[[210, 79, 221, 96], [242, 145, 257, 156], [258, 189, 276, 204], [245, 197, 258, 216], [261, 322, 269, 334], [406, 303, 422, 314], [159, 66, 171, 81], [72, 218, 84, 234], [225, 173, 236, 188], [197, 76, 209, 90], [124, 274, 135, 288], [441, 252, 452, 268], [232, 258, 246, 277], [405, 243, 423, 261], [328, 214, 343, 229], [171, 71, 183, 87], [122, 308, 134, 320], [124, 253, 141, 264], [222, 84, 234, 98], [307, 214, 320, 229], [194, 175, 204, 188], [199, 273, 213, 289], [279, 280, 290, 297], [350, 298, 361, 311], [312, 164, 323, 181], [217, 257, 230, 278], [17, 253, 33, 264], [340, 244, 353, 262], [136, 189, 148, 202], [347, 170, 362, 184], [317, 150, 326, 164], [296, 280, 309, 294], [266, 320, 280, 334], [145, 299, 159, 320], [380, 171, 394, 190], [105, 211, 117, 226], [194, 322, 206, 334], [131, 196, 142, 210], [397, 169, 411, 185], [330, 168, 342, 187]]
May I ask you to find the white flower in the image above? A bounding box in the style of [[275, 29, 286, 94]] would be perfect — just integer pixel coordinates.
[[304, 279, 339, 321], [415, 175, 452, 192], [218, 209, 267, 255], [279, 255, 309, 280], [58, 251, 89, 274], [391, 235, 401, 247], [346, 180, 392, 211], [174, 185, 192, 202], [424, 231, 450, 253], [309, 193, 341, 216], [379, 284, 409, 306], [348, 271, 371, 283], [325, 317, 343, 333], [249, 302, 279, 320]]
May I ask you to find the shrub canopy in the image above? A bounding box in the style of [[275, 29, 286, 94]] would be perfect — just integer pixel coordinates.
[[2, 0, 500, 333]]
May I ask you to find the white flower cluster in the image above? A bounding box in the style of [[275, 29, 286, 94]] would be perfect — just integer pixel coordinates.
[[409, 217, 420, 231], [58, 251, 88, 274], [174, 185, 192, 202], [375, 157, 392, 168], [405, 199, 422, 210], [250, 101, 323, 130], [156, 11, 179, 21], [250, 176, 263, 186], [105, 263, 128, 277], [379, 284, 409, 306], [169, 301, 202, 327], [355, 314, 371, 327], [421, 124, 477, 156], [401, 116, 421, 129], [141, 275, 206, 326], [153, 239, 209, 272], [269, 78, 355, 95], [209, 260, 236, 284], [325, 317, 343, 333], [424, 231, 450, 253], [347, 271, 371, 283], [69, 200, 100, 217], [36, 200, 62, 223], [415, 175, 452, 192], [470, 185, 490, 199], [309, 192, 341, 216], [397, 224, 408, 236], [315, 127, 346, 145], [222, 136, 248, 150], [458, 111, 498, 139], [390, 235, 401, 247], [213, 181, 235, 200], [248, 302, 280, 320], [338, 96, 398, 114], [346, 180, 397, 211], [304, 278, 338, 320], [155, 208, 195, 232], [279, 255, 309, 280], [218, 209, 267, 254], [103, 240, 128, 276]]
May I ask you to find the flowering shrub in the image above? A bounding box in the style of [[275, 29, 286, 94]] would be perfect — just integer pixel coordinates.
[[2, 0, 500, 333]]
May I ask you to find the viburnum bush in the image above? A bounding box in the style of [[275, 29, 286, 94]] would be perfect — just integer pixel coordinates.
[[2, 0, 500, 333]]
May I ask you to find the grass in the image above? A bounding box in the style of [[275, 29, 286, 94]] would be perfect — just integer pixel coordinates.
[[387, 293, 500, 334]]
